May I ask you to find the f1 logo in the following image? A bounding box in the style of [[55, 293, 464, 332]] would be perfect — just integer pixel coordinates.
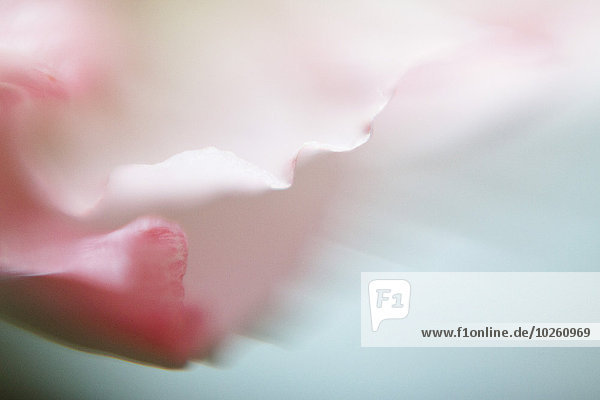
[[369, 279, 411, 331]]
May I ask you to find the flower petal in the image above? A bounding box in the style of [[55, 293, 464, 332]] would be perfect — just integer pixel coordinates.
[[5, 0, 480, 216], [1, 85, 205, 367], [3, 0, 548, 368], [0, 213, 205, 368]]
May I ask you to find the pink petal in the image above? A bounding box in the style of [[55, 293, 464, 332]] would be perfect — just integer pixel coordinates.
[[0, 262, 204, 369], [6, 0, 480, 216], [0, 211, 205, 367], [3, 0, 545, 368], [1, 83, 204, 367]]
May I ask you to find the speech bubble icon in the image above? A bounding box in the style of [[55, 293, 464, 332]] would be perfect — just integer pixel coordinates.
[[369, 279, 411, 332]]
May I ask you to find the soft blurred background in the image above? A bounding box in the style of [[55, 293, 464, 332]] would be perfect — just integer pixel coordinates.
[[2, 0, 600, 398]]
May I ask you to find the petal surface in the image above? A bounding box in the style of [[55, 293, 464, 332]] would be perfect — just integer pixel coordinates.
[[5, 0, 480, 215], [7, 0, 586, 368], [1, 84, 203, 367]]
